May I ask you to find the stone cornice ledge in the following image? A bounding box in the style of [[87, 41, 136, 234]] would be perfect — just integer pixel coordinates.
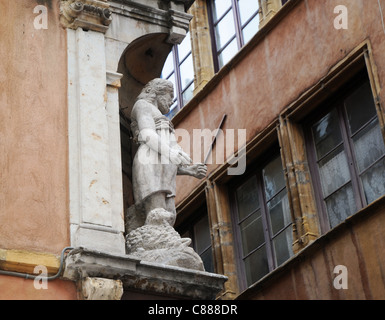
[[63, 247, 227, 300]]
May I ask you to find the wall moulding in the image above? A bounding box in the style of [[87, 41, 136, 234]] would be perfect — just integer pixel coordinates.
[[60, 0, 112, 33]]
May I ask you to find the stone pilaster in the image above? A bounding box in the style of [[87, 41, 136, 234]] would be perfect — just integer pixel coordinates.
[[189, 0, 215, 95], [259, 0, 283, 28]]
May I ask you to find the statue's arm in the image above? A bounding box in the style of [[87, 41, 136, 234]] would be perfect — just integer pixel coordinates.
[[133, 100, 191, 165], [177, 163, 207, 179]]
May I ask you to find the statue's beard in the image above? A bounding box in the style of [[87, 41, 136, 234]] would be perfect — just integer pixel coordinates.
[[158, 98, 171, 114]]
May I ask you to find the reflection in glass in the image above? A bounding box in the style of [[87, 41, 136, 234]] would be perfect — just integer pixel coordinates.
[[353, 119, 385, 173], [325, 183, 356, 228], [312, 109, 343, 160], [161, 52, 174, 78], [268, 189, 290, 235], [345, 82, 377, 135], [361, 157, 385, 205], [238, 0, 259, 25], [242, 15, 259, 44], [218, 39, 238, 68], [318, 146, 350, 198], [239, 210, 264, 256], [236, 176, 259, 220], [244, 246, 269, 286], [182, 82, 194, 105], [215, 10, 236, 50], [179, 54, 194, 90], [212, 0, 232, 21], [194, 215, 211, 254], [178, 32, 192, 61], [263, 155, 286, 200], [273, 227, 293, 267]]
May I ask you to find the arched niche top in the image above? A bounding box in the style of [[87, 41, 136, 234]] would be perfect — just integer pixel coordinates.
[[118, 33, 173, 120]]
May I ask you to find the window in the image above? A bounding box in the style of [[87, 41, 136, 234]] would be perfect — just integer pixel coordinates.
[[231, 151, 293, 288], [208, 0, 260, 70], [161, 32, 195, 118], [306, 73, 385, 232], [178, 205, 215, 273]]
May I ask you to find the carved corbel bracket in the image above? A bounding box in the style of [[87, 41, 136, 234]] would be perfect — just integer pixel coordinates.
[[167, 9, 193, 45], [60, 0, 112, 33]]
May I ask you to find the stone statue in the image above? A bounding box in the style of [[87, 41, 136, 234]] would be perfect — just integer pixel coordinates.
[[126, 78, 207, 271]]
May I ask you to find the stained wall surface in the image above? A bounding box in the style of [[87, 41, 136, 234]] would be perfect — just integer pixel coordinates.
[[174, 0, 385, 204], [0, 1, 70, 255]]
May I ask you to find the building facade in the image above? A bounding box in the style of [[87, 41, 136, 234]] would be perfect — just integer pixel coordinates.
[[1, 0, 385, 300]]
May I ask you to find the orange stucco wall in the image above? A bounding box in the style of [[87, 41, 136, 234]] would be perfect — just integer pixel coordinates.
[[0, 1, 69, 254], [174, 0, 385, 204], [0, 275, 77, 300]]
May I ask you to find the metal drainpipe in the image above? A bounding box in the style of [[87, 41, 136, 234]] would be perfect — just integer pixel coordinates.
[[0, 247, 73, 281]]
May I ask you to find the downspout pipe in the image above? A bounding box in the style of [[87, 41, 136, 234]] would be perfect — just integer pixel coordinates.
[[0, 247, 73, 281]]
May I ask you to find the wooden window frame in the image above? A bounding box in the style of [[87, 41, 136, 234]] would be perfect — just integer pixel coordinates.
[[207, 0, 260, 72], [229, 145, 293, 290], [279, 41, 385, 244], [162, 33, 194, 117], [303, 71, 385, 233]]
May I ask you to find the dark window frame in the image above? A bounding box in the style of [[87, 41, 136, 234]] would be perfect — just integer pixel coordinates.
[[207, 0, 260, 72], [162, 33, 195, 118], [229, 146, 293, 290], [304, 70, 385, 233]]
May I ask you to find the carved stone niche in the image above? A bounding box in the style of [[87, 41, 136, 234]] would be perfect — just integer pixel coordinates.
[[60, 0, 112, 33]]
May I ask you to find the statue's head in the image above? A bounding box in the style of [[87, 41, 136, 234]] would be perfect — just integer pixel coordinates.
[[138, 78, 174, 115]]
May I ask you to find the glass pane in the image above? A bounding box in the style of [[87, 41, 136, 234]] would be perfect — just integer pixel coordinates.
[[178, 32, 191, 61], [352, 119, 385, 173], [325, 183, 356, 228], [263, 155, 286, 201], [242, 15, 259, 44], [318, 146, 351, 198], [268, 189, 291, 235], [212, 0, 232, 22], [218, 38, 238, 68], [194, 215, 211, 255], [182, 82, 194, 106], [345, 81, 377, 135], [244, 245, 269, 285], [312, 109, 343, 160], [161, 51, 174, 79], [273, 226, 293, 267], [361, 157, 385, 204], [215, 9, 236, 50], [238, 0, 259, 26], [239, 210, 264, 256], [179, 54, 194, 91], [236, 176, 259, 220], [200, 248, 214, 273]]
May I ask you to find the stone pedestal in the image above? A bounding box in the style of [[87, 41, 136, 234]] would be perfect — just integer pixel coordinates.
[[63, 248, 227, 300]]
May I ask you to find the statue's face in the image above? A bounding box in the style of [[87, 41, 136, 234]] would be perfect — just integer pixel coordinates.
[[157, 88, 174, 115]]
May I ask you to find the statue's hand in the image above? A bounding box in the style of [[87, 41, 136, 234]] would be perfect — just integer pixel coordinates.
[[190, 163, 207, 179], [169, 148, 192, 165]]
